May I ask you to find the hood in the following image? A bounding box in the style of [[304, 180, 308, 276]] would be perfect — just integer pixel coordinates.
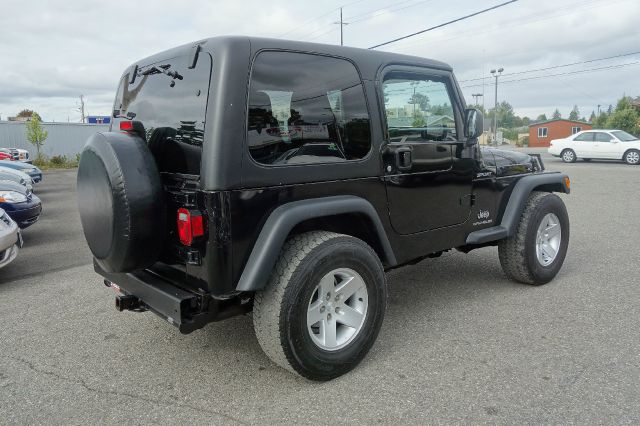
[[0, 179, 30, 195], [0, 161, 40, 172], [481, 147, 536, 176]]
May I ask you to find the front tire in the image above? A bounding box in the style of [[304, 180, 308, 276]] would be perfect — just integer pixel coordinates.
[[624, 149, 640, 165], [498, 192, 569, 285], [253, 231, 387, 381], [561, 149, 576, 163]]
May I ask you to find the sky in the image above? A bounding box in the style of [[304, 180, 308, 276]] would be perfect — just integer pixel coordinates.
[[1, 0, 638, 123]]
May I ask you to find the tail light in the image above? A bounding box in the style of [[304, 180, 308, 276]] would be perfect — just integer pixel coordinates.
[[119, 120, 146, 139], [177, 208, 204, 246]]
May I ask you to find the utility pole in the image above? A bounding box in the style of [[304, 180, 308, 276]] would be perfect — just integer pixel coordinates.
[[472, 93, 483, 108], [597, 104, 601, 116], [333, 7, 349, 46], [490, 68, 503, 146], [78, 95, 86, 123]]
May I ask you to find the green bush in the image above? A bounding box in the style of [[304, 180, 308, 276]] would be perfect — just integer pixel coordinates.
[[30, 153, 80, 169], [50, 155, 68, 166]]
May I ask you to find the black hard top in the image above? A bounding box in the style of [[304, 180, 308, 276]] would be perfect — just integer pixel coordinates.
[[132, 35, 453, 80]]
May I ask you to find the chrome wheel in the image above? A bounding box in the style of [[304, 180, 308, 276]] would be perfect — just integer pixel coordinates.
[[536, 213, 562, 266], [562, 150, 575, 163], [307, 268, 368, 351], [625, 150, 639, 165]]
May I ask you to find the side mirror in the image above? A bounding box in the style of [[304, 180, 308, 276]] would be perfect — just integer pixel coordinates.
[[464, 108, 483, 143]]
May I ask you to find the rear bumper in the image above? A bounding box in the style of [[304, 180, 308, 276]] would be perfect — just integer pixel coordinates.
[[95, 261, 250, 333]]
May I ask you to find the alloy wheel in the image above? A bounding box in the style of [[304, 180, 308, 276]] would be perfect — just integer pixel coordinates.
[[307, 268, 368, 351], [535, 213, 562, 266]]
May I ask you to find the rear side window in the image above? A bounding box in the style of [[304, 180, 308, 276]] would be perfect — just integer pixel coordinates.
[[574, 132, 594, 141], [112, 53, 212, 175], [247, 52, 371, 165]]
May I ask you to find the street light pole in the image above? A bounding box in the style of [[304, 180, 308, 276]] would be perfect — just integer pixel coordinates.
[[490, 67, 503, 146], [472, 93, 483, 108]]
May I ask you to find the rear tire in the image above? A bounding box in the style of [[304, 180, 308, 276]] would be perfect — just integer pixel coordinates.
[[561, 149, 576, 163], [253, 231, 387, 381], [498, 192, 569, 285], [624, 149, 640, 165]]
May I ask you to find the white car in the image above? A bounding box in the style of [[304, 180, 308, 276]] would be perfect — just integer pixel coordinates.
[[0, 208, 22, 269], [548, 129, 640, 165]]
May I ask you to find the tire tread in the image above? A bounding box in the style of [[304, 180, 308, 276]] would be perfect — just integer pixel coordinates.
[[253, 231, 344, 374]]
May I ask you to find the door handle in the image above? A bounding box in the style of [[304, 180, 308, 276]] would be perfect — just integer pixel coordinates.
[[394, 146, 412, 171]]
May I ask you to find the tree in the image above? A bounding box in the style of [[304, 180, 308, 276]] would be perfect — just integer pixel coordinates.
[[594, 113, 608, 128], [536, 114, 547, 122], [569, 105, 580, 121], [17, 109, 34, 118], [408, 92, 430, 112], [552, 108, 561, 119], [606, 96, 640, 135], [25, 113, 48, 160], [589, 111, 596, 123], [607, 108, 640, 135], [522, 116, 531, 126]]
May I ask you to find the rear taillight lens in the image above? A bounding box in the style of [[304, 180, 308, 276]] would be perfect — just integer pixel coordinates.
[[119, 120, 134, 131], [177, 208, 204, 246]]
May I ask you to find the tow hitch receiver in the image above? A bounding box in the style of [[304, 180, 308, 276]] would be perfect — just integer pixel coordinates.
[[115, 294, 145, 312]]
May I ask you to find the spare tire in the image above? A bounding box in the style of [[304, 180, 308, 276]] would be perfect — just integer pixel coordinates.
[[77, 132, 165, 273]]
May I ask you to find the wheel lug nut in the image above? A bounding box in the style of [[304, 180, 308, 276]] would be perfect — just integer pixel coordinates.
[[335, 295, 340, 301], [327, 313, 332, 320], [320, 306, 325, 313]]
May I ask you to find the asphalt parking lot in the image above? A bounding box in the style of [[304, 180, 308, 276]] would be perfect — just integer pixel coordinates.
[[1, 156, 639, 424]]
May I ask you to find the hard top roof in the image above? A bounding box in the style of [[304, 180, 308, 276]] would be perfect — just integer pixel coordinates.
[[130, 35, 453, 79]]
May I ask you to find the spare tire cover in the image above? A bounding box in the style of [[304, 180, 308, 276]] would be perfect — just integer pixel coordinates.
[[77, 132, 165, 272]]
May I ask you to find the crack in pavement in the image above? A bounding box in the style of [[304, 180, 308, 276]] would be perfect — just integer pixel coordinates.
[[7, 356, 249, 425]]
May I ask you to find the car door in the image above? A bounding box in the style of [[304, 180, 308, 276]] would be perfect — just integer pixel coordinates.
[[380, 67, 473, 235], [593, 132, 618, 158], [571, 132, 594, 157]]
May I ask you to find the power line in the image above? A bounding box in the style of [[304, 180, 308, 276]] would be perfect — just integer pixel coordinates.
[[384, 0, 630, 52], [460, 61, 640, 89], [276, 0, 367, 38], [458, 51, 640, 83], [348, 0, 433, 24], [368, 0, 519, 49]]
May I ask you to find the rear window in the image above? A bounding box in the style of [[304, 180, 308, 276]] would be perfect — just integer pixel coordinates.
[[112, 53, 212, 175], [247, 51, 371, 166]]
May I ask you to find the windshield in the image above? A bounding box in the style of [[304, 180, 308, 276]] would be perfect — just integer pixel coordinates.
[[612, 131, 638, 141]]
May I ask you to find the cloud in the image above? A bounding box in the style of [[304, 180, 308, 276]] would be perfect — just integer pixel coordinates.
[[0, 0, 638, 122]]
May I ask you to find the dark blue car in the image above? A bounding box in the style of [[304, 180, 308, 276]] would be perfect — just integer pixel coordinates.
[[0, 180, 42, 228], [0, 160, 43, 183]]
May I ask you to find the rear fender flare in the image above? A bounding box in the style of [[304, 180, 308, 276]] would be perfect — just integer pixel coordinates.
[[235, 195, 396, 292]]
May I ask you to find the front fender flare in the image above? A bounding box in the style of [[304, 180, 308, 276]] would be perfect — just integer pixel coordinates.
[[466, 172, 570, 245], [235, 195, 396, 292]]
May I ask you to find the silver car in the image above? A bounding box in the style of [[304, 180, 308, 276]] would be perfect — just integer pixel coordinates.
[[0, 208, 22, 269]]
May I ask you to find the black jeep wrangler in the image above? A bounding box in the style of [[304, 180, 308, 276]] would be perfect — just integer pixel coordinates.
[[77, 36, 570, 381]]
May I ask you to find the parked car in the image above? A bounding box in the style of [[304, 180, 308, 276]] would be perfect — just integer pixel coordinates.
[[0, 180, 42, 228], [11, 148, 32, 163], [0, 167, 34, 191], [0, 208, 22, 269], [0, 149, 13, 161], [77, 36, 571, 381], [548, 129, 640, 164], [0, 160, 43, 183]]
